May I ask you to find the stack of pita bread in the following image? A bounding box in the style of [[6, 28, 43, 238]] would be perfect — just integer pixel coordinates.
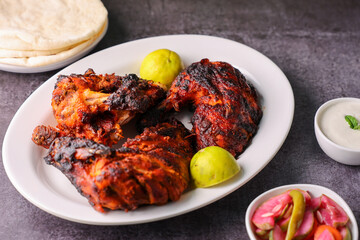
[[0, 0, 108, 67]]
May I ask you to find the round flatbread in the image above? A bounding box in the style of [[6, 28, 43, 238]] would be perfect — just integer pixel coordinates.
[[0, 47, 69, 58], [0, 20, 107, 67], [0, 0, 107, 51]]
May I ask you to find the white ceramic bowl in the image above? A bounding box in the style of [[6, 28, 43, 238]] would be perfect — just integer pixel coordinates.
[[314, 97, 360, 165], [245, 184, 358, 240]]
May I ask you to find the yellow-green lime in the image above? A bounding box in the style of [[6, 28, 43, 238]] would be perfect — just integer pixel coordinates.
[[140, 49, 183, 88], [190, 146, 241, 188]]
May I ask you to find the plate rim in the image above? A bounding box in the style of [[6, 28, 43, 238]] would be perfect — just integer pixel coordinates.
[[2, 34, 295, 225]]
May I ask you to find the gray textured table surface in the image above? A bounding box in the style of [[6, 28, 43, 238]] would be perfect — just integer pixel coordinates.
[[0, 0, 359, 239]]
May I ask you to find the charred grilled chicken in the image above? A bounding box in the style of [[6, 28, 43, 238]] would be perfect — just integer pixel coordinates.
[[32, 120, 194, 212], [52, 69, 165, 146], [139, 59, 262, 157]]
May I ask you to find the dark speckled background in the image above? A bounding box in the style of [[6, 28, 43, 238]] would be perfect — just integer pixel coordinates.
[[0, 0, 359, 239]]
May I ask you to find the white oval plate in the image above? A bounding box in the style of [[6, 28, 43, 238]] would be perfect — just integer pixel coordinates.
[[0, 20, 108, 73], [2, 35, 294, 225], [245, 184, 359, 240]]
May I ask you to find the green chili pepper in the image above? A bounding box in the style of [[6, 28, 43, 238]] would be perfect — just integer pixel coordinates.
[[285, 190, 306, 240]]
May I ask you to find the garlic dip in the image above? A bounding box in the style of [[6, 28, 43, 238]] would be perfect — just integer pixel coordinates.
[[319, 99, 360, 150]]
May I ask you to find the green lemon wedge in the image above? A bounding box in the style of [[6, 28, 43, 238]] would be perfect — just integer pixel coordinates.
[[190, 146, 241, 188], [139, 49, 183, 88]]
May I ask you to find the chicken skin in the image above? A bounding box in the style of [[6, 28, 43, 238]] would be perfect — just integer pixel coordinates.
[[33, 120, 194, 212], [140, 59, 262, 157], [52, 69, 165, 146]]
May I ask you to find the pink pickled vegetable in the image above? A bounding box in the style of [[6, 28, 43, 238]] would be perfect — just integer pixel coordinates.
[[252, 193, 292, 230], [317, 195, 349, 228], [270, 224, 286, 240], [293, 210, 315, 240]]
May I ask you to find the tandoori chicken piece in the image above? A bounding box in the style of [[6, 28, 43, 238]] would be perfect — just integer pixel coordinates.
[[139, 59, 262, 157], [32, 125, 61, 149], [33, 120, 194, 212], [52, 69, 166, 146]]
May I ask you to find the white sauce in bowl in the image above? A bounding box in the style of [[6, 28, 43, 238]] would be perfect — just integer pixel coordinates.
[[319, 100, 360, 150]]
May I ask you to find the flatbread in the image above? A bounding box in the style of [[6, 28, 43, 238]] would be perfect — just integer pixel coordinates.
[[0, 21, 107, 67], [0, 46, 70, 58], [0, 0, 107, 51]]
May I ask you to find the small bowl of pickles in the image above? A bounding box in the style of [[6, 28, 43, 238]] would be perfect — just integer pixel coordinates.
[[245, 184, 358, 240]]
